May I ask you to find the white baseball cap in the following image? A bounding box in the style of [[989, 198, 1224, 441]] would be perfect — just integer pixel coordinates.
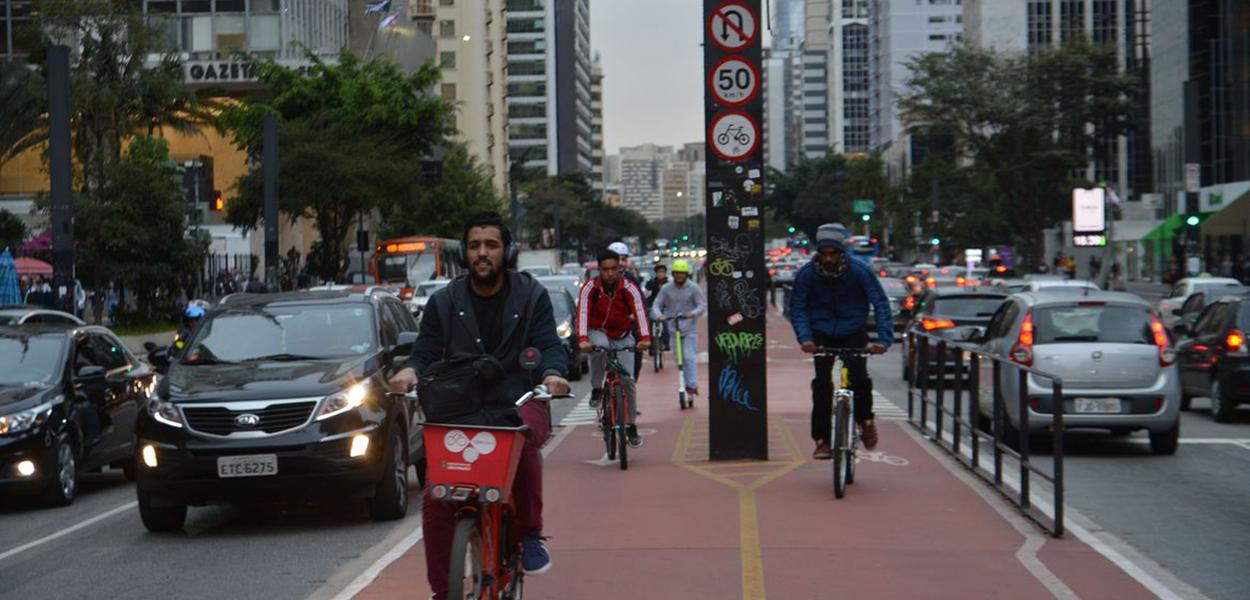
[[608, 242, 630, 256]]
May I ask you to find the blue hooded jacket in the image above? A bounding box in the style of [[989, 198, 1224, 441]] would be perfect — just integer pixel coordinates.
[[789, 257, 895, 346]]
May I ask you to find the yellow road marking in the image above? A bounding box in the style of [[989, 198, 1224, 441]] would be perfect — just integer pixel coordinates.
[[671, 416, 806, 600]]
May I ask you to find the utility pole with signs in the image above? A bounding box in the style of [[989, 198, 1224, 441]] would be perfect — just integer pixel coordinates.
[[704, 0, 767, 460]]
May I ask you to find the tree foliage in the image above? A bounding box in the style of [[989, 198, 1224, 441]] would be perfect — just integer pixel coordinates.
[[219, 51, 457, 281], [378, 145, 504, 240], [519, 173, 656, 258], [896, 40, 1140, 258], [0, 60, 46, 169], [75, 136, 203, 319], [29, 0, 215, 193], [767, 153, 888, 238], [0, 209, 27, 254]]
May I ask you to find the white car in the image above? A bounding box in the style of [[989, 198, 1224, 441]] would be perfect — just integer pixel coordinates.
[[1023, 279, 1100, 293], [1157, 276, 1245, 328], [407, 279, 451, 318]]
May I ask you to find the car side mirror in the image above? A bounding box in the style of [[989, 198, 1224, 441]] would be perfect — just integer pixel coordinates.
[[391, 331, 418, 357], [74, 365, 107, 386]]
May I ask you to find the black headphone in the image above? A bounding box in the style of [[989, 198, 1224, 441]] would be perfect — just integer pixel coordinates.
[[459, 220, 519, 270]]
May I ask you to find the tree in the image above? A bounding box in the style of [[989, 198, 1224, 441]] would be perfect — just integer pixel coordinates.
[[768, 153, 886, 238], [897, 40, 1140, 260], [0, 209, 27, 253], [0, 60, 45, 170], [29, 0, 215, 194], [219, 51, 457, 281], [379, 145, 503, 240], [75, 136, 203, 321], [518, 173, 656, 259]]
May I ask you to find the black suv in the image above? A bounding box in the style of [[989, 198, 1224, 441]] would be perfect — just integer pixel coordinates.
[[0, 324, 152, 506], [136, 290, 421, 531], [1175, 294, 1250, 421]]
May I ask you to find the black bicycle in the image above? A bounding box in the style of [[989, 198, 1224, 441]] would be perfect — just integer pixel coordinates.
[[812, 347, 875, 499]]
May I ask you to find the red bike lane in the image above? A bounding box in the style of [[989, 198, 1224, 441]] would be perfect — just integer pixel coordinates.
[[354, 308, 1156, 599]]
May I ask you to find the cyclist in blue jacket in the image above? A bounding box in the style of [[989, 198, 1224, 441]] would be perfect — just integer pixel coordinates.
[[789, 223, 892, 459]]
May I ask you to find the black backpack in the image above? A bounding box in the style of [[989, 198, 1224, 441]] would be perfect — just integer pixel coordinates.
[[417, 353, 518, 425]]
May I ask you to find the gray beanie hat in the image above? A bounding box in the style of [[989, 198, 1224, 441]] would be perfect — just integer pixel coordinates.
[[815, 222, 850, 252]]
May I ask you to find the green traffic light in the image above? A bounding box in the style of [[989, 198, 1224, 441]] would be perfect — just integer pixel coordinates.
[[1186, 215, 1200, 226], [861, 214, 871, 222], [930, 237, 940, 245], [682, 235, 689, 241], [787, 226, 796, 234]]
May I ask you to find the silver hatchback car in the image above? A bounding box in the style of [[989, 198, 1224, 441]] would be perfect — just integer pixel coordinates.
[[973, 289, 1181, 455]]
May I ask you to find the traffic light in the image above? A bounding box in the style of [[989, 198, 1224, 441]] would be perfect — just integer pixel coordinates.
[[212, 191, 224, 212], [1186, 215, 1200, 227], [861, 214, 871, 222], [787, 226, 796, 234], [930, 237, 940, 246], [682, 234, 689, 241]]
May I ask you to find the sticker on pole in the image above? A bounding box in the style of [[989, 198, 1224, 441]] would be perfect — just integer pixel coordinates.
[[707, 1, 757, 52], [709, 56, 759, 107], [709, 110, 759, 161]]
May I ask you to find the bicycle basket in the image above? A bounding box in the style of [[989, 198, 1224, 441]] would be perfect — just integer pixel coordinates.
[[423, 423, 528, 501]]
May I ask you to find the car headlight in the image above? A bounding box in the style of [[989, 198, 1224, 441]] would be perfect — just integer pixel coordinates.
[[0, 400, 55, 436], [317, 382, 370, 421], [557, 320, 572, 338], [147, 397, 184, 428]]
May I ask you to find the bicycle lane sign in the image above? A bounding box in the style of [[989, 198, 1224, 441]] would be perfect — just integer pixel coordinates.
[[708, 110, 759, 162]]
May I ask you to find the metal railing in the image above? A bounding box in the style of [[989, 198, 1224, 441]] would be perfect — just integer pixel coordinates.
[[905, 331, 1065, 537]]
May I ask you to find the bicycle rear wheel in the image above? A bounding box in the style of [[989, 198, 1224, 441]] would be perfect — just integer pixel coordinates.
[[616, 385, 629, 471], [832, 399, 850, 499], [448, 516, 486, 600], [601, 385, 616, 461]]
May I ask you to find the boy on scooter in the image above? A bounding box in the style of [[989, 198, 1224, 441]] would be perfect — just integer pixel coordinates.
[[650, 259, 706, 399]]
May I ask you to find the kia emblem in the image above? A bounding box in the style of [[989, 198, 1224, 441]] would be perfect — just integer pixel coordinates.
[[1091, 351, 1103, 361], [234, 413, 261, 428]]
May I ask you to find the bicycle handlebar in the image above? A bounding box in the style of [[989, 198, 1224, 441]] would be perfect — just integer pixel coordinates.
[[590, 345, 642, 354], [811, 347, 879, 357], [516, 385, 573, 408]]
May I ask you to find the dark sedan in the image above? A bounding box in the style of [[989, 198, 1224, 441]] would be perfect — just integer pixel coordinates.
[[0, 324, 153, 506], [1175, 295, 1250, 421], [901, 288, 1010, 383], [135, 290, 422, 531], [549, 288, 585, 380]]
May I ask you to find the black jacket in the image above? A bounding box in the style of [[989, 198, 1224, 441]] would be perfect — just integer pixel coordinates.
[[404, 271, 567, 404]]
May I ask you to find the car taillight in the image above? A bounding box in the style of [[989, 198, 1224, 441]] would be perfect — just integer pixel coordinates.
[[880, 270, 888, 277], [921, 317, 955, 331], [905, 275, 917, 284], [769, 269, 777, 276], [903, 296, 916, 310], [1151, 314, 1175, 366], [926, 277, 937, 287], [956, 276, 966, 286], [1226, 329, 1248, 357], [1011, 311, 1034, 366]]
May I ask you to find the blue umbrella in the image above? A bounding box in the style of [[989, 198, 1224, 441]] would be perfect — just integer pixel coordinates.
[[0, 248, 20, 306]]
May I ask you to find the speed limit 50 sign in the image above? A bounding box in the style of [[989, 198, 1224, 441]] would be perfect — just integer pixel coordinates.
[[709, 56, 759, 107]]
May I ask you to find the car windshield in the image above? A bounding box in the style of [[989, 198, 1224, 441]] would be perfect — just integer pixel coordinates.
[[184, 304, 377, 363], [880, 280, 908, 297], [930, 296, 1006, 318], [549, 292, 573, 324], [0, 315, 16, 325], [0, 333, 65, 385], [523, 266, 553, 277], [1033, 305, 1153, 344]]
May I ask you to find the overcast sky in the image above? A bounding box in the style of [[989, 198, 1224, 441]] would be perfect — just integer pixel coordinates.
[[590, 0, 707, 155]]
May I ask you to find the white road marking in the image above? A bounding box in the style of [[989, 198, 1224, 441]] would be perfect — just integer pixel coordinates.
[[329, 391, 588, 600], [0, 501, 137, 563]]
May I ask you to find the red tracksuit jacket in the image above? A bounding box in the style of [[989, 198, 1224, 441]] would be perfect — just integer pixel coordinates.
[[576, 276, 652, 343]]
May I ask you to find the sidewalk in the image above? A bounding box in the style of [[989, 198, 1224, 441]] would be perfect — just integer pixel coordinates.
[[353, 309, 1157, 599]]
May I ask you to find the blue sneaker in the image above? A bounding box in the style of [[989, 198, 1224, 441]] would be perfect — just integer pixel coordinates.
[[522, 532, 552, 574]]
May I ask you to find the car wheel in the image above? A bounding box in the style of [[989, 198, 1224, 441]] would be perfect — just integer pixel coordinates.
[[42, 433, 79, 507], [367, 426, 409, 521], [1210, 378, 1235, 423], [1149, 421, 1180, 455], [138, 488, 187, 531], [121, 462, 137, 482]]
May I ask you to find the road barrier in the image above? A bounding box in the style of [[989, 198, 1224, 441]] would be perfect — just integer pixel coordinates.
[[905, 331, 1065, 537]]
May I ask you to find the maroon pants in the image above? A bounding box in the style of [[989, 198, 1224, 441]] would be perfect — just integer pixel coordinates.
[[424, 401, 551, 600]]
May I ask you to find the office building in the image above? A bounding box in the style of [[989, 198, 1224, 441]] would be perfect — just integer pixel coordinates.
[[870, 0, 963, 149], [620, 144, 672, 223], [505, 0, 593, 177], [830, 0, 871, 154], [590, 55, 605, 193], [800, 0, 831, 158], [764, 0, 806, 169], [422, 0, 509, 193]]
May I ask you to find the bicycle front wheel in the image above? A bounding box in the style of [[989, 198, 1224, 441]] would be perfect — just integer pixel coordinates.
[[448, 516, 487, 600], [832, 399, 850, 499], [616, 385, 629, 471]]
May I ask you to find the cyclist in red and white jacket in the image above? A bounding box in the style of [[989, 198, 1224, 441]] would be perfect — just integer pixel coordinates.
[[577, 248, 651, 447]]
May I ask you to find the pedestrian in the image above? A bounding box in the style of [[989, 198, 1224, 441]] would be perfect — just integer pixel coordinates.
[[91, 288, 105, 324], [1089, 255, 1101, 279], [1110, 262, 1127, 291]]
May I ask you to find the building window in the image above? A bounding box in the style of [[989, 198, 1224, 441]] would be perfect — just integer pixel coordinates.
[[249, 14, 281, 52], [439, 20, 456, 38], [1092, 0, 1117, 46], [441, 83, 457, 100], [214, 14, 246, 56], [440, 0, 455, 5], [1060, 0, 1084, 43], [1027, 0, 1053, 51], [440, 51, 456, 68]]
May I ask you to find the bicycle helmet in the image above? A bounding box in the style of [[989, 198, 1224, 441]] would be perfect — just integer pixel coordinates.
[[671, 259, 692, 274], [608, 242, 630, 256], [184, 305, 206, 320]]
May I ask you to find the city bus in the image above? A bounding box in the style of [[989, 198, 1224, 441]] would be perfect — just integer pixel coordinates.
[[369, 236, 464, 299]]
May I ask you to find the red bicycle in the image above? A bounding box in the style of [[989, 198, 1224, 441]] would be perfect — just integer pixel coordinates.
[[425, 383, 569, 599], [592, 345, 638, 470]]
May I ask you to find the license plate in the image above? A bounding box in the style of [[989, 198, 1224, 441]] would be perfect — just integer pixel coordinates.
[[217, 454, 278, 478], [1074, 397, 1121, 414]]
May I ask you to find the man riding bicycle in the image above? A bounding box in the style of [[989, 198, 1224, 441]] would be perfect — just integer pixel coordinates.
[[644, 264, 670, 351], [790, 223, 892, 459], [650, 259, 705, 398], [577, 248, 652, 448], [387, 212, 570, 599]]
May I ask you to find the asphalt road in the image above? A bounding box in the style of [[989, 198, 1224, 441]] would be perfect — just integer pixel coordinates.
[[0, 373, 595, 600], [867, 346, 1250, 600]]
